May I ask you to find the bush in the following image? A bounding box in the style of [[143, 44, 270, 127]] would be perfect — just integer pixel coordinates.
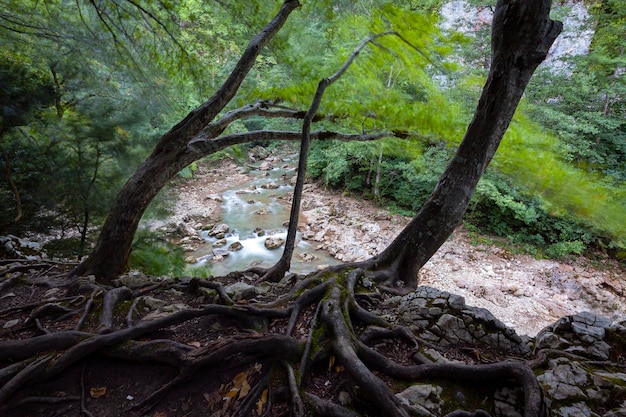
[[308, 139, 607, 260], [129, 231, 186, 276]]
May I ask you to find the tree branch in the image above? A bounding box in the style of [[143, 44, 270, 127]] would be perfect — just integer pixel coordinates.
[[188, 130, 391, 156]]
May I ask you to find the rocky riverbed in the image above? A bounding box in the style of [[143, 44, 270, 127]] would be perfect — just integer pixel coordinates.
[[149, 147, 626, 337]]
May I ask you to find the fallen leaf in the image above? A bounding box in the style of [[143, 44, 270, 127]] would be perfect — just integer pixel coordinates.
[[188, 341, 201, 348], [253, 363, 263, 373], [335, 365, 345, 373], [223, 388, 239, 399], [232, 372, 247, 388], [89, 386, 107, 398], [256, 388, 268, 415], [328, 355, 335, 371], [238, 380, 251, 399], [153, 411, 167, 417]]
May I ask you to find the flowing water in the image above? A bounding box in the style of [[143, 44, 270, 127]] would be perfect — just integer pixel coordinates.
[[190, 157, 339, 276]]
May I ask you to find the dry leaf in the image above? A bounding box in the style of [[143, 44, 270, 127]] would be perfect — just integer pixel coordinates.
[[238, 380, 251, 399], [328, 355, 335, 371], [335, 365, 345, 373], [232, 372, 247, 388], [256, 388, 268, 415], [223, 388, 239, 399], [188, 341, 201, 348], [253, 363, 263, 373], [89, 386, 107, 398], [153, 411, 167, 417]]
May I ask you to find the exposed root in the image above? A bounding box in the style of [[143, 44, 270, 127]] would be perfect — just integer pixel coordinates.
[[1, 268, 549, 417], [98, 286, 132, 333]]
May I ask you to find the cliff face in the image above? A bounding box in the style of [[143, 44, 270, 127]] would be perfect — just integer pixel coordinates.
[[440, 0, 594, 73]]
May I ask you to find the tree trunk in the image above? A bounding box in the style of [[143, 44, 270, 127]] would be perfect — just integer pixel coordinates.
[[70, 0, 301, 284], [372, 0, 562, 289]]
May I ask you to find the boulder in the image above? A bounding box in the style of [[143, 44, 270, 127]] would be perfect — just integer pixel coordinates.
[[208, 223, 230, 237], [228, 241, 243, 251], [264, 237, 284, 250], [213, 238, 227, 247], [225, 282, 258, 301]]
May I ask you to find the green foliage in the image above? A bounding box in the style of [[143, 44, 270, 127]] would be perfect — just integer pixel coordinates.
[[0, 52, 55, 132], [129, 231, 186, 276], [2, 0, 625, 265], [544, 240, 586, 260], [178, 162, 198, 179]]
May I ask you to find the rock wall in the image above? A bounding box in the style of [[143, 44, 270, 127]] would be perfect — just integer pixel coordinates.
[[385, 286, 626, 416]]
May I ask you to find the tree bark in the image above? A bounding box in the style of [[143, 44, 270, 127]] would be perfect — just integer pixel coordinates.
[[371, 0, 562, 288], [70, 0, 301, 283]]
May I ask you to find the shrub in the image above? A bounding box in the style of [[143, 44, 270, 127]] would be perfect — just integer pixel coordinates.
[[129, 231, 186, 276]]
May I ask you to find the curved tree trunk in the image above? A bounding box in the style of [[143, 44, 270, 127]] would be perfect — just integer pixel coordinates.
[[372, 0, 562, 289], [70, 0, 301, 284]]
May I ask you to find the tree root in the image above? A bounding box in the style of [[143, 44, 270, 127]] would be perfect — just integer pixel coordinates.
[[0, 269, 549, 417], [98, 286, 132, 333]]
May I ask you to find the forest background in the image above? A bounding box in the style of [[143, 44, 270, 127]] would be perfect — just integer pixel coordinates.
[[1, 0, 625, 272]]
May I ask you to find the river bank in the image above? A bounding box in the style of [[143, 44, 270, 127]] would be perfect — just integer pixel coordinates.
[[153, 148, 626, 336]]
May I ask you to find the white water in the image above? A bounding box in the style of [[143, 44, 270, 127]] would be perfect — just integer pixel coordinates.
[[190, 158, 340, 276]]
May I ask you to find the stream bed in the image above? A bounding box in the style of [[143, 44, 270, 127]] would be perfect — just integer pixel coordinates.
[[189, 157, 340, 276]]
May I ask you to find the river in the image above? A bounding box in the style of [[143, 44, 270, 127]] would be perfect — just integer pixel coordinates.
[[189, 156, 340, 276]]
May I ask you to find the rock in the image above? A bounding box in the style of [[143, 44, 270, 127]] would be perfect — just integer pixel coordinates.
[[254, 209, 270, 215], [260, 181, 279, 189], [396, 384, 443, 415], [3, 319, 20, 329], [0, 235, 45, 259], [258, 160, 273, 171], [264, 237, 284, 250], [535, 312, 613, 360], [143, 301, 190, 320], [208, 223, 229, 237], [248, 146, 269, 162], [115, 271, 148, 289], [213, 238, 227, 247], [298, 252, 318, 262], [212, 248, 229, 258], [184, 255, 197, 264], [142, 296, 168, 310], [254, 227, 265, 237], [225, 282, 258, 301], [228, 241, 244, 251]]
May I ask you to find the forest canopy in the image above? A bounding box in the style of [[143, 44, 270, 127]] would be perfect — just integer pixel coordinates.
[[0, 0, 624, 260]]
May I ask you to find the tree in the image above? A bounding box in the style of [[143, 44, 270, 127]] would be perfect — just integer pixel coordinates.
[[0, 1, 566, 416], [70, 0, 397, 283], [0, 54, 55, 227]]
